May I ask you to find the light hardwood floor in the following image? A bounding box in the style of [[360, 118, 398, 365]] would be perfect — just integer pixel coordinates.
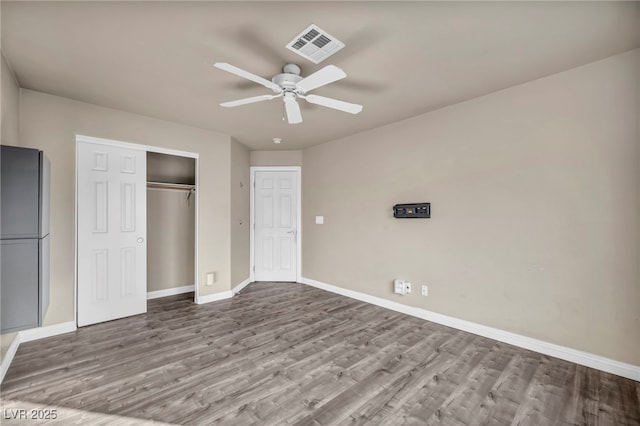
[[1, 282, 639, 425]]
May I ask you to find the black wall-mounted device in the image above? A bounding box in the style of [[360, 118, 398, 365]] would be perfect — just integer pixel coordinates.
[[393, 203, 430, 218]]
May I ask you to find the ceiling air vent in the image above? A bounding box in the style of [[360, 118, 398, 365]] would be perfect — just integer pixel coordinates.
[[286, 24, 345, 64]]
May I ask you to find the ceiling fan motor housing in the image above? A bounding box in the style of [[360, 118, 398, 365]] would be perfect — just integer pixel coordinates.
[[272, 64, 304, 95], [272, 72, 303, 94], [283, 63, 301, 75]]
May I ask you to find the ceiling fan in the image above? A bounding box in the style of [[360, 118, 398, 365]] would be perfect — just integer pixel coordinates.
[[213, 62, 363, 124]]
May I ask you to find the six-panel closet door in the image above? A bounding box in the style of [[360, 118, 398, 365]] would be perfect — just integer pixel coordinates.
[[77, 141, 147, 326]]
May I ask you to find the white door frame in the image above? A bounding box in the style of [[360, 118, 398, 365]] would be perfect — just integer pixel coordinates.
[[250, 166, 302, 283], [74, 134, 200, 325]]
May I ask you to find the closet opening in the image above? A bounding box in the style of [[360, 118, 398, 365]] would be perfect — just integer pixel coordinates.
[[146, 151, 197, 302]]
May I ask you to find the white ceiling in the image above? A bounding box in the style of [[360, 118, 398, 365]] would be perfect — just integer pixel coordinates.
[[2, 1, 639, 150]]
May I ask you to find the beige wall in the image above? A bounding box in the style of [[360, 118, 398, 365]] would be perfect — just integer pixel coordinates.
[[250, 150, 302, 166], [231, 140, 250, 286], [302, 50, 640, 365], [0, 52, 21, 362], [147, 189, 195, 292], [1, 52, 20, 146], [19, 90, 233, 326]]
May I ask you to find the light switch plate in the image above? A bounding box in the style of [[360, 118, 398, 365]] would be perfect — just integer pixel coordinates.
[[315, 216, 324, 225]]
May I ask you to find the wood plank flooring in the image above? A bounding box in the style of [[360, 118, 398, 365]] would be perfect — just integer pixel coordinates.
[[1, 282, 638, 425]]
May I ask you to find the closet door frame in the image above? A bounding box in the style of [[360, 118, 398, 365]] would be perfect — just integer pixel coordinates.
[[75, 134, 199, 324]]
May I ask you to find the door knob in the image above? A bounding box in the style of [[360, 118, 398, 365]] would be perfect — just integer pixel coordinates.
[[286, 229, 296, 234], [137, 237, 144, 243]]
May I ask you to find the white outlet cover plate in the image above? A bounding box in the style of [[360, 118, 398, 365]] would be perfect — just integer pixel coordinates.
[[394, 280, 405, 294], [315, 216, 324, 224]]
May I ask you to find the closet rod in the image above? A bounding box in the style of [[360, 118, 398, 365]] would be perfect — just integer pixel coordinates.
[[147, 181, 195, 191]]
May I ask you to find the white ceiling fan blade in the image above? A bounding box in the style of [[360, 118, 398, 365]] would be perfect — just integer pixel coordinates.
[[284, 98, 303, 124], [304, 94, 363, 114], [214, 62, 280, 91], [295, 65, 346, 93], [220, 94, 280, 108]]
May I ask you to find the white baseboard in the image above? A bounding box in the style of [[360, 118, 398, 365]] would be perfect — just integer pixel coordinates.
[[232, 278, 252, 295], [1, 320, 77, 384], [1, 334, 21, 383], [19, 321, 77, 343], [195, 290, 233, 305], [147, 285, 195, 300], [197, 278, 253, 303], [300, 277, 640, 382]]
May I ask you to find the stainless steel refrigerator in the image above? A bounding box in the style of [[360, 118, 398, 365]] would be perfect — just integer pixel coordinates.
[[1, 145, 50, 333]]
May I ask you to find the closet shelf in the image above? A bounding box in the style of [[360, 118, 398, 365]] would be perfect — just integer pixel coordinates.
[[147, 181, 195, 191]]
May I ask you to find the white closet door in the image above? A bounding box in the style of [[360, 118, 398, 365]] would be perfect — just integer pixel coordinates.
[[254, 170, 297, 282], [77, 141, 147, 326]]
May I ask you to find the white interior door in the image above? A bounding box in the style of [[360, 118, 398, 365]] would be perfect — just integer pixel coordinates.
[[77, 141, 147, 326], [254, 170, 298, 282]]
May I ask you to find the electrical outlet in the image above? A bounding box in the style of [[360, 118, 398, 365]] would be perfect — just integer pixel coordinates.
[[206, 272, 216, 286], [421, 285, 428, 296], [394, 279, 405, 295], [394, 280, 413, 295]]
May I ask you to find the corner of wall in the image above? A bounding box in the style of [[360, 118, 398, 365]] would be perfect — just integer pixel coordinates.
[[1, 50, 21, 146]]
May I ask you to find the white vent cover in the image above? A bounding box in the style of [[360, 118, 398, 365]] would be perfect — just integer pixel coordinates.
[[286, 24, 345, 64]]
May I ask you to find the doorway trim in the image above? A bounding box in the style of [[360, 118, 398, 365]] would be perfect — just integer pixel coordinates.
[[74, 134, 200, 325], [250, 166, 302, 283]]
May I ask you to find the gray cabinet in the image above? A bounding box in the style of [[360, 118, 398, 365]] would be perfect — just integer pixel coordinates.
[[1, 146, 41, 239], [1, 145, 50, 333], [1, 240, 40, 332]]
